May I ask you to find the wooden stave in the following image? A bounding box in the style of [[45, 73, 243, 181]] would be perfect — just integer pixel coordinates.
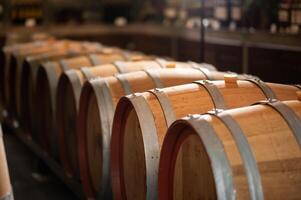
[[36, 50, 139, 157], [158, 100, 301, 200], [0, 39, 59, 107], [6, 40, 80, 117], [57, 59, 164, 178], [78, 68, 222, 199], [4, 40, 70, 109], [18, 45, 108, 136], [57, 57, 178, 176], [19, 51, 80, 135], [0, 42, 43, 107], [57, 58, 165, 176], [11, 40, 101, 116], [35, 57, 95, 156], [110, 79, 300, 200]]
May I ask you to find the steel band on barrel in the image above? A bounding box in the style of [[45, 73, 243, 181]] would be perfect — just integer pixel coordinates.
[[257, 100, 301, 147], [144, 69, 164, 88], [188, 116, 236, 200], [128, 94, 160, 200], [193, 80, 227, 110], [247, 79, 276, 100], [81, 67, 95, 80], [188, 61, 213, 80], [89, 54, 102, 66], [209, 111, 264, 200], [148, 88, 176, 127], [115, 74, 132, 95]]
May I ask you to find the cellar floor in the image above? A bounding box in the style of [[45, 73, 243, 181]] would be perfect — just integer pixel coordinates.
[[3, 130, 76, 200]]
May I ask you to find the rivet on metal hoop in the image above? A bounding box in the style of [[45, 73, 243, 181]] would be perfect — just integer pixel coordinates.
[[208, 108, 224, 115]]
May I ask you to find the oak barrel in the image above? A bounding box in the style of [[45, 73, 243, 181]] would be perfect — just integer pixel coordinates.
[[57, 59, 164, 178], [0, 39, 56, 108], [110, 78, 300, 200], [159, 99, 301, 200], [77, 67, 225, 199], [6, 40, 78, 116], [0, 124, 14, 200], [19, 43, 106, 135], [35, 49, 141, 157]]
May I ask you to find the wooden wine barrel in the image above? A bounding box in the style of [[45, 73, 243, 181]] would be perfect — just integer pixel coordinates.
[[18, 44, 111, 135], [35, 50, 143, 157], [6, 40, 79, 115], [0, 40, 56, 108], [13, 41, 104, 118], [57, 59, 214, 179], [110, 78, 301, 200], [0, 124, 14, 200], [57, 59, 162, 177], [159, 99, 301, 200], [77, 67, 226, 199]]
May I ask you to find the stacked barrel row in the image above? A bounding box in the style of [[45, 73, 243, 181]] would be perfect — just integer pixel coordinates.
[[1, 38, 300, 200]]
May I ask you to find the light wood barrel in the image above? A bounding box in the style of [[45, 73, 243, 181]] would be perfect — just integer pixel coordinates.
[[19, 43, 106, 136], [159, 99, 301, 200], [35, 50, 141, 157], [6, 40, 79, 116], [0, 125, 14, 200], [14, 42, 103, 118], [77, 67, 226, 199], [0, 40, 56, 108], [57, 59, 164, 178], [110, 78, 300, 200]]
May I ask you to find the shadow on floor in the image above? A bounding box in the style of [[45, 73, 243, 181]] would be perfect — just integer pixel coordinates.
[[3, 130, 77, 200]]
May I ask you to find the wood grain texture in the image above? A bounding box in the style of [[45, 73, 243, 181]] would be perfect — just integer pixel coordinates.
[[19, 43, 105, 136], [111, 79, 300, 200], [159, 100, 301, 200], [36, 49, 137, 157], [57, 59, 162, 178], [77, 67, 224, 199]]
